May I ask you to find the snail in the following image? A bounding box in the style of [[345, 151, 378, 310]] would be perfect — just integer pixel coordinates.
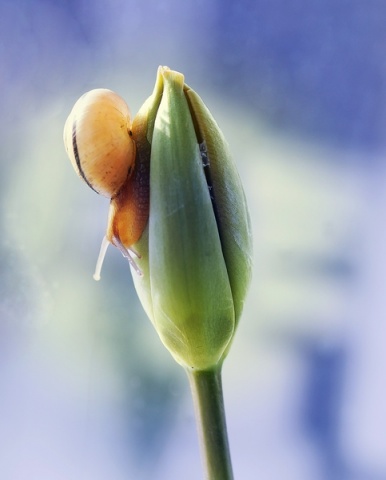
[[64, 88, 149, 279]]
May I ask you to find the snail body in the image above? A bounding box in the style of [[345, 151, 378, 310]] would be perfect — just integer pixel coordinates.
[[64, 88, 150, 278]]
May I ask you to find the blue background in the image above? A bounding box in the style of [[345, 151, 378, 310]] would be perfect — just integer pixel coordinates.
[[1, 1, 385, 479]]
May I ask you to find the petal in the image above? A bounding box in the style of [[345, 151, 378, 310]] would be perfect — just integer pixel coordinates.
[[148, 68, 235, 370], [184, 85, 253, 326]]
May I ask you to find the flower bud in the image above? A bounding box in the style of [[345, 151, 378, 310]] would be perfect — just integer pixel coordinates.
[[131, 67, 253, 370]]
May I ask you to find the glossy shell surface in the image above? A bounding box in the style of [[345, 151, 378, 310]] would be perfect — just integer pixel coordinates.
[[64, 88, 135, 197]]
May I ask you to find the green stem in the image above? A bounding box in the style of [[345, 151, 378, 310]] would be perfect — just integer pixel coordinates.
[[186, 366, 234, 480]]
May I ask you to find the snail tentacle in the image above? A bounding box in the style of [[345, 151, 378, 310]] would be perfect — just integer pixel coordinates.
[[112, 236, 143, 277], [93, 236, 110, 281]]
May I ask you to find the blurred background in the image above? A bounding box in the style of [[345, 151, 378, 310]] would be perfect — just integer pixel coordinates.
[[1, 0, 386, 479]]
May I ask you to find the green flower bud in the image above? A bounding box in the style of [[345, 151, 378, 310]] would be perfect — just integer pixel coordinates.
[[131, 67, 253, 370]]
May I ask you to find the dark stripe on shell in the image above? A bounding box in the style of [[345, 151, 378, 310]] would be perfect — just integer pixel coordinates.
[[72, 120, 99, 194]]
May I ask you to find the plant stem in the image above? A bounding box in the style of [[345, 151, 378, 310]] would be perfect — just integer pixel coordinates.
[[186, 366, 234, 480]]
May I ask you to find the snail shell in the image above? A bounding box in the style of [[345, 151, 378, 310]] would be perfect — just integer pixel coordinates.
[[63, 88, 135, 198]]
